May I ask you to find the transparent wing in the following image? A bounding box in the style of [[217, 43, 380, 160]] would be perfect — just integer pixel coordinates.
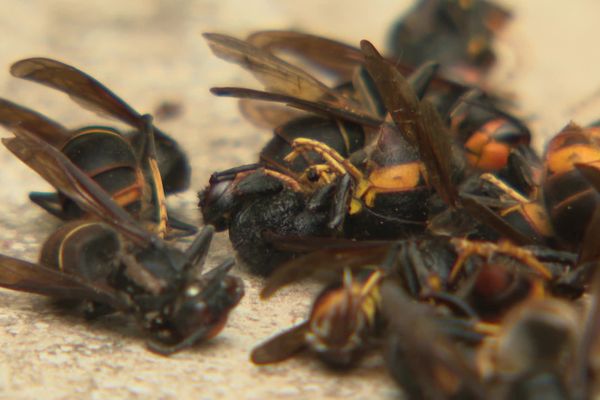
[[250, 321, 309, 364], [204, 33, 379, 123], [11, 57, 143, 128], [0, 98, 71, 147], [2, 129, 156, 247], [246, 30, 364, 81], [0, 254, 125, 310]]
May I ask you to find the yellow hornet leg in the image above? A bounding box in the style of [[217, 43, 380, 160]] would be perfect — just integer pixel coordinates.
[[449, 238, 552, 286], [261, 169, 303, 192], [480, 173, 529, 203], [285, 138, 363, 180], [148, 158, 168, 238]]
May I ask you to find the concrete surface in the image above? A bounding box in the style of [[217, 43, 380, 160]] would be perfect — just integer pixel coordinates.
[[0, 1, 599, 399]]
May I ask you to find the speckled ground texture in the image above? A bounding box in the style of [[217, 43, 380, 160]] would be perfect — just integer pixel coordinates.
[[0, 1, 599, 399]]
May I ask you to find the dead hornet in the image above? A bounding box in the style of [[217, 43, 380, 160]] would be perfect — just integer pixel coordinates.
[[261, 231, 588, 322], [462, 120, 600, 253], [476, 265, 600, 400], [202, 37, 546, 276], [252, 241, 498, 368], [211, 30, 519, 176], [200, 32, 378, 275], [282, 41, 536, 248], [388, 0, 512, 86], [270, 41, 464, 240], [356, 40, 555, 251], [542, 121, 600, 250], [476, 298, 580, 399], [0, 57, 191, 231], [0, 128, 243, 354], [381, 279, 489, 399], [448, 90, 534, 184], [383, 261, 600, 399], [251, 268, 384, 367], [200, 33, 454, 274]]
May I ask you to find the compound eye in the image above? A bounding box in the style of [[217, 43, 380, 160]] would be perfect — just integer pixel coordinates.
[[307, 169, 320, 182], [200, 179, 232, 207]]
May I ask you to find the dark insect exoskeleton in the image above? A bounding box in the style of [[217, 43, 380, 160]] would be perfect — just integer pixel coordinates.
[[259, 115, 367, 173], [260, 231, 587, 323], [200, 162, 337, 275], [251, 238, 502, 370], [448, 90, 534, 181], [253, 232, 594, 383], [251, 268, 384, 367], [456, 163, 600, 302], [384, 265, 600, 399], [252, 241, 490, 368], [0, 128, 244, 354], [444, 240, 584, 320], [248, 39, 447, 239], [201, 35, 524, 274], [542, 122, 600, 249], [431, 99, 548, 245], [363, 29, 541, 194], [282, 121, 434, 240], [199, 33, 395, 275], [451, 170, 555, 247], [7, 57, 190, 201], [387, 0, 512, 85], [207, 31, 397, 171], [381, 280, 488, 400], [0, 98, 193, 237], [476, 280, 600, 400], [354, 41, 491, 243], [357, 40, 557, 251]]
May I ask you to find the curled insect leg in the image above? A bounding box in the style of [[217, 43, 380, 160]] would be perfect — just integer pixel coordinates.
[[285, 138, 363, 181], [448, 238, 552, 285]]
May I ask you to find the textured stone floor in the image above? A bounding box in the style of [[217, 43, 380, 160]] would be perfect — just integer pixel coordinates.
[[0, 1, 599, 399]]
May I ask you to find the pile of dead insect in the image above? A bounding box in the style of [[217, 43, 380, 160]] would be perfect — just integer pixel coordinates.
[[0, 0, 598, 398], [200, 1, 600, 398]]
